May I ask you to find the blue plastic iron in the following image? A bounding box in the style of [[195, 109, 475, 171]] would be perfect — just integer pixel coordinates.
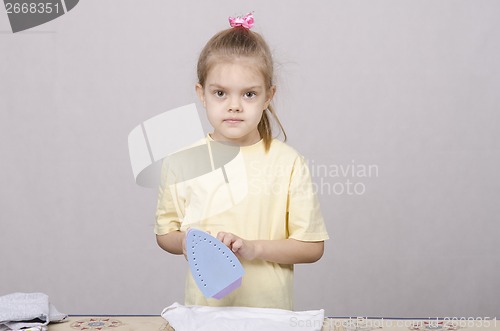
[[186, 229, 245, 299]]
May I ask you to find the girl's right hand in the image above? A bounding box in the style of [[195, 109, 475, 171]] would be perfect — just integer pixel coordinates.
[[181, 232, 187, 260]]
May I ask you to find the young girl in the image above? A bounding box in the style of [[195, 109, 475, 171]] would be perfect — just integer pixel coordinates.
[[155, 13, 329, 310]]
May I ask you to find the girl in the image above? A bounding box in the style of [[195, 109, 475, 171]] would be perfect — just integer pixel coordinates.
[[155, 13, 329, 310]]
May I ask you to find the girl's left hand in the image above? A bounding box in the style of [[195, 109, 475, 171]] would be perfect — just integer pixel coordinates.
[[216, 232, 258, 261]]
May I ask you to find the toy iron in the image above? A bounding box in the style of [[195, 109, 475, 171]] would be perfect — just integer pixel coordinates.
[[186, 229, 245, 299]]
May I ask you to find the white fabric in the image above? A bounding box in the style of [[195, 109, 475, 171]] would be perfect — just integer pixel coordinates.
[[0, 293, 66, 331], [161, 302, 325, 331], [0, 326, 45, 331]]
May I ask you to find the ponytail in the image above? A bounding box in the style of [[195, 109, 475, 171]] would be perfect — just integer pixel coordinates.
[[258, 105, 287, 151]]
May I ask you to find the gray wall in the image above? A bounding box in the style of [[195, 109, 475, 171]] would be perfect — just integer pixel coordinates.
[[1, 0, 499, 317]]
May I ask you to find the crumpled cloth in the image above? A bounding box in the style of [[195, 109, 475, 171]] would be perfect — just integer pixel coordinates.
[[161, 302, 325, 331], [0, 293, 67, 331]]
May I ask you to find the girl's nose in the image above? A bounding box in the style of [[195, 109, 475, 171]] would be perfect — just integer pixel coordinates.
[[228, 97, 242, 112]]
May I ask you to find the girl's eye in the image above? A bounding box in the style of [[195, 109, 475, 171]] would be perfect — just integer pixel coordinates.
[[244, 92, 256, 98], [214, 90, 225, 98]]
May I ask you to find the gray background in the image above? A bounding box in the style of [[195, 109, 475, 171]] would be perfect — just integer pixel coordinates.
[[1, 0, 499, 318]]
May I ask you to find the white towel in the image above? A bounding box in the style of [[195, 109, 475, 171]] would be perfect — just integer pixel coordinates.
[[161, 302, 325, 331], [0, 293, 67, 331]]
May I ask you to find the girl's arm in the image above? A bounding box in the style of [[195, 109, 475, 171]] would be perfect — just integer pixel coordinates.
[[217, 232, 324, 264], [156, 231, 187, 257]]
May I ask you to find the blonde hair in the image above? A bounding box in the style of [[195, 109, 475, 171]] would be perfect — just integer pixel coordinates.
[[197, 27, 286, 151]]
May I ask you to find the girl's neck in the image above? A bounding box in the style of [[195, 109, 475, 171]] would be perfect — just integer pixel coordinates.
[[208, 131, 262, 147]]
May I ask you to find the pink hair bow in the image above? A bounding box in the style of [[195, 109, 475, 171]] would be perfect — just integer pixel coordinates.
[[228, 13, 254, 29]]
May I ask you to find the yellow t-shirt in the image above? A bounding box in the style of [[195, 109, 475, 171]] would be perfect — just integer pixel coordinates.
[[155, 135, 329, 310]]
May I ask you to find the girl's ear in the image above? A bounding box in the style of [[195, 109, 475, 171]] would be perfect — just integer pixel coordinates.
[[264, 85, 276, 109], [195, 83, 206, 107]]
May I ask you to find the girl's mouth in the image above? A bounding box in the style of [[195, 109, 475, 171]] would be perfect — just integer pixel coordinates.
[[224, 119, 243, 124]]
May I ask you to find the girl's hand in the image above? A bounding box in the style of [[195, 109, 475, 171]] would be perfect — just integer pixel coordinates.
[[216, 232, 258, 261], [181, 232, 187, 260]]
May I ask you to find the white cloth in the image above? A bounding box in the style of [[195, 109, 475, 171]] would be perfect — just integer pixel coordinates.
[[161, 302, 325, 331], [0, 293, 67, 331], [0, 327, 45, 331]]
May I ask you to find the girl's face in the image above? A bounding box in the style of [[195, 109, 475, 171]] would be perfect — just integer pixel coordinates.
[[196, 57, 275, 146]]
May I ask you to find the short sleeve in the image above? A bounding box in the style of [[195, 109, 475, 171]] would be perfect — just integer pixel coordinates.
[[154, 158, 182, 235], [287, 155, 330, 241]]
